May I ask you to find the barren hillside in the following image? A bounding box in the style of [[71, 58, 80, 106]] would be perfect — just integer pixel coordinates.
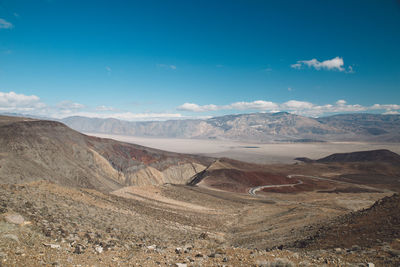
[[0, 115, 213, 192]]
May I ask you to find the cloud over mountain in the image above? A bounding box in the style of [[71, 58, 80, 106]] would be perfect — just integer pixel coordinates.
[[177, 99, 399, 117]]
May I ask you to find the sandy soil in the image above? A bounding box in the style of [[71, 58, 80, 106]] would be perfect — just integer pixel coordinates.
[[86, 133, 400, 164]]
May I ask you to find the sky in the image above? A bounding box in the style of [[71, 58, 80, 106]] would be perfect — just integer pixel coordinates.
[[0, 0, 400, 120]]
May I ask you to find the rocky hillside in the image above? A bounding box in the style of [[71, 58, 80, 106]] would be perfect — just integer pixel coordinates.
[[0, 116, 213, 192], [296, 194, 400, 251], [61, 112, 400, 142], [316, 149, 400, 164], [295, 149, 400, 164]]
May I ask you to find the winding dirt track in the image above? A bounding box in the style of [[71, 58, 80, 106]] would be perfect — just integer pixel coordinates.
[[248, 179, 303, 196], [248, 174, 387, 196]]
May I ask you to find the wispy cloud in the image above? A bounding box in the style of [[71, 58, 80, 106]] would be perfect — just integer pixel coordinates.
[[0, 18, 13, 29], [96, 105, 115, 111], [262, 67, 272, 72], [156, 64, 177, 70], [229, 101, 278, 111], [177, 103, 219, 112], [291, 57, 346, 72], [177, 99, 400, 117], [177, 101, 279, 112], [66, 112, 183, 121], [282, 100, 313, 110], [57, 100, 85, 110], [105, 66, 112, 75]]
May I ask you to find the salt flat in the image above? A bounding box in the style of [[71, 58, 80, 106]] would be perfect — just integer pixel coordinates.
[[86, 133, 400, 164]]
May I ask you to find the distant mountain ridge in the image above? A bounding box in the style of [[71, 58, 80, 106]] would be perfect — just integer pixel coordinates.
[[60, 112, 400, 143]]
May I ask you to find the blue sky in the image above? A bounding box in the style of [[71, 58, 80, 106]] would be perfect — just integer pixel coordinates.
[[0, 0, 399, 120]]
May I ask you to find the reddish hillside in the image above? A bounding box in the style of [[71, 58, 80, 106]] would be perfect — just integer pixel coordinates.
[[190, 158, 292, 193]]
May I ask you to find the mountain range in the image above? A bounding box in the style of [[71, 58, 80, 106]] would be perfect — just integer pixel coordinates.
[[60, 112, 400, 143]]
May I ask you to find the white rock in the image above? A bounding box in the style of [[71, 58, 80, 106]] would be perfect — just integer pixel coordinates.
[[95, 246, 103, 254], [146, 244, 157, 250], [367, 263, 375, 267], [43, 243, 60, 249], [174, 264, 187, 267]]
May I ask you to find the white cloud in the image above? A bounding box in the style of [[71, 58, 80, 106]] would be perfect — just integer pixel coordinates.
[[371, 104, 400, 111], [282, 100, 314, 110], [291, 57, 345, 71], [176, 99, 400, 117], [0, 91, 183, 121], [177, 103, 219, 112], [0, 18, 13, 29], [2, 91, 399, 122], [177, 100, 279, 112], [290, 63, 301, 69], [0, 91, 45, 111], [229, 100, 278, 110]]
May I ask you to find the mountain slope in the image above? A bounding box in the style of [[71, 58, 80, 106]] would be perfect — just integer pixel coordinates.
[[61, 113, 400, 142], [317, 113, 400, 142], [316, 149, 400, 164], [296, 193, 400, 250], [0, 116, 213, 191]]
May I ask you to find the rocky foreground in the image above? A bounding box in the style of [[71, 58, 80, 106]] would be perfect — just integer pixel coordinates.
[[0, 181, 399, 266]]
